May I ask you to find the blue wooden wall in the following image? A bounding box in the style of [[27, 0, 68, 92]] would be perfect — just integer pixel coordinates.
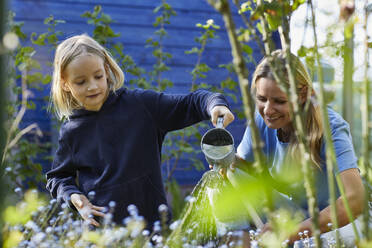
[[10, 0, 275, 186]]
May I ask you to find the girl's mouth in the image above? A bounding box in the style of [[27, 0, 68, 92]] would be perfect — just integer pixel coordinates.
[[87, 93, 100, 98]]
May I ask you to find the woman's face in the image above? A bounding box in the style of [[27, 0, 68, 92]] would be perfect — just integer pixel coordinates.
[[62, 53, 109, 111], [255, 77, 292, 132]]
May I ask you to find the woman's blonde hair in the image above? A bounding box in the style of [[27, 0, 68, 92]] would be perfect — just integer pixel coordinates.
[[252, 50, 323, 167], [51, 34, 124, 119]]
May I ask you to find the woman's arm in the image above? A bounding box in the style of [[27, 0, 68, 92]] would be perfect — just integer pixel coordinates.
[[288, 168, 365, 243]]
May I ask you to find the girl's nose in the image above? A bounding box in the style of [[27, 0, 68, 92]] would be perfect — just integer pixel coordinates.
[[87, 81, 98, 91]]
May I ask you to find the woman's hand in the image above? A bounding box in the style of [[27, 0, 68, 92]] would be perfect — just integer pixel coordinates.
[[209, 154, 243, 179], [210, 105, 234, 127], [70, 193, 106, 227]]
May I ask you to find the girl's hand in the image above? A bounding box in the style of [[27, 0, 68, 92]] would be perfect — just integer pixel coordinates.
[[210, 105, 234, 127], [70, 193, 106, 227]]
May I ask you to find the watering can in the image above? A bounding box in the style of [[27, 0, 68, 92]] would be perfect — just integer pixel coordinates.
[[201, 117, 235, 171]]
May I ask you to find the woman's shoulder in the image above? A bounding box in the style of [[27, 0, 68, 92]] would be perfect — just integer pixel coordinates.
[[326, 107, 351, 133]]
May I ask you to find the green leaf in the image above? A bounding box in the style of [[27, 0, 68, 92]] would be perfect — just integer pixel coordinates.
[[30, 33, 47, 46], [368, 42, 372, 48], [297, 46, 307, 57], [42, 75, 52, 85], [100, 13, 112, 23], [267, 15, 280, 31], [250, 5, 263, 21], [292, 0, 306, 11], [242, 44, 253, 55], [256, 22, 263, 34], [344, 15, 357, 39], [185, 47, 199, 55], [43, 15, 54, 25]]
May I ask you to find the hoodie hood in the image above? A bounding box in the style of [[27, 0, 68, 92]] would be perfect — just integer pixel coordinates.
[[70, 88, 126, 119]]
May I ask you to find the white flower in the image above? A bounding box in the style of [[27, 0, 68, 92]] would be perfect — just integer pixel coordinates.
[[206, 19, 214, 26], [241, 2, 249, 10], [31, 232, 46, 244], [169, 220, 180, 230]]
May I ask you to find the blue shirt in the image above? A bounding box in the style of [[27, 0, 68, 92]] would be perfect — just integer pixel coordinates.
[[237, 107, 358, 211], [46, 87, 229, 224]]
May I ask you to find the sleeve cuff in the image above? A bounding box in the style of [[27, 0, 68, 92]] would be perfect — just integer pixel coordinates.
[[207, 93, 230, 116], [62, 189, 83, 211]]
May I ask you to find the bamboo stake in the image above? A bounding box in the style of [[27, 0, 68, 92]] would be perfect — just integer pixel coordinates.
[[206, 0, 273, 211], [0, 0, 7, 244], [308, 1, 341, 247], [342, 0, 355, 130], [361, 0, 371, 240], [277, 5, 322, 247]]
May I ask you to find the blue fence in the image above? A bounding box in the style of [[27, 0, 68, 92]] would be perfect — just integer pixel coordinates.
[[10, 0, 278, 186]]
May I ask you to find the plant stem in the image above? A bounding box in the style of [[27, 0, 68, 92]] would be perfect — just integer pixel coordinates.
[[309, 1, 340, 247]]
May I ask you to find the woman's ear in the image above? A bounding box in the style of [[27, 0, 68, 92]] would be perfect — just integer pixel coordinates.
[[298, 86, 308, 104], [61, 79, 70, 92]]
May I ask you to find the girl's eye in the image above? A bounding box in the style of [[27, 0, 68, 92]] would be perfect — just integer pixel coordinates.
[[95, 75, 103, 79], [257, 96, 266, 102], [276, 100, 287, 104], [75, 81, 85, 85]]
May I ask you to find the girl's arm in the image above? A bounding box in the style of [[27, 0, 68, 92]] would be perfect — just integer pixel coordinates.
[[288, 168, 365, 243], [46, 136, 82, 207], [134, 89, 231, 132]]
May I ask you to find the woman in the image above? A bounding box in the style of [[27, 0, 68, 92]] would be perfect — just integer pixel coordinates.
[[234, 50, 365, 244]]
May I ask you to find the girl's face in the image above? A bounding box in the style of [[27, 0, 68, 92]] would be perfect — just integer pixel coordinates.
[[255, 77, 292, 132], [62, 53, 109, 111]]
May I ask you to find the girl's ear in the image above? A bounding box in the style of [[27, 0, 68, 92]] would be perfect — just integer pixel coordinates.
[[61, 79, 71, 92]]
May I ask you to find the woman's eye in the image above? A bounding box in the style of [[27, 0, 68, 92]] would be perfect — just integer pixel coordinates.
[[75, 81, 85, 85], [95, 75, 103, 79], [276, 100, 287, 104]]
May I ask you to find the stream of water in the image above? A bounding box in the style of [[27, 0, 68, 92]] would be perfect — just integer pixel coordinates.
[[166, 170, 225, 247]]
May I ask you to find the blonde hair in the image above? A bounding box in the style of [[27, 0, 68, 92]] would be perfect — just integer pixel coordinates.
[[252, 50, 323, 167], [51, 34, 124, 119]]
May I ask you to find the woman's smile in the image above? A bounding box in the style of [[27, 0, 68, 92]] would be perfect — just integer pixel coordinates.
[[255, 78, 292, 131]]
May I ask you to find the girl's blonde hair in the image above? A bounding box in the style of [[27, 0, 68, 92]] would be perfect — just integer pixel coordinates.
[[51, 34, 124, 119], [252, 50, 323, 167]]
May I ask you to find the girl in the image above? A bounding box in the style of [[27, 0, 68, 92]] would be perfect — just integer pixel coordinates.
[[46, 34, 234, 227], [234, 50, 365, 243]]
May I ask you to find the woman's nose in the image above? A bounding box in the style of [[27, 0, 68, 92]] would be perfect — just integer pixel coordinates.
[[264, 101, 275, 115]]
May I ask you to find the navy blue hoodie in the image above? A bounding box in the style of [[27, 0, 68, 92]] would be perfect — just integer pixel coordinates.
[[46, 87, 229, 225]]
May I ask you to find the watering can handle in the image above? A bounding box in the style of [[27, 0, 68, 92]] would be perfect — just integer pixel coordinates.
[[216, 117, 224, 128]]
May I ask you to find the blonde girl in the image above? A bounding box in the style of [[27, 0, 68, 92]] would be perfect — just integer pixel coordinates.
[[46, 34, 235, 227]]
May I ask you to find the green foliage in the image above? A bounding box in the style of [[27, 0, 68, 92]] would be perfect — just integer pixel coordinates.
[[31, 15, 65, 47], [81, 5, 120, 46], [81, 5, 149, 90], [166, 179, 185, 220], [2, 13, 58, 192], [4, 190, 45, 225]]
